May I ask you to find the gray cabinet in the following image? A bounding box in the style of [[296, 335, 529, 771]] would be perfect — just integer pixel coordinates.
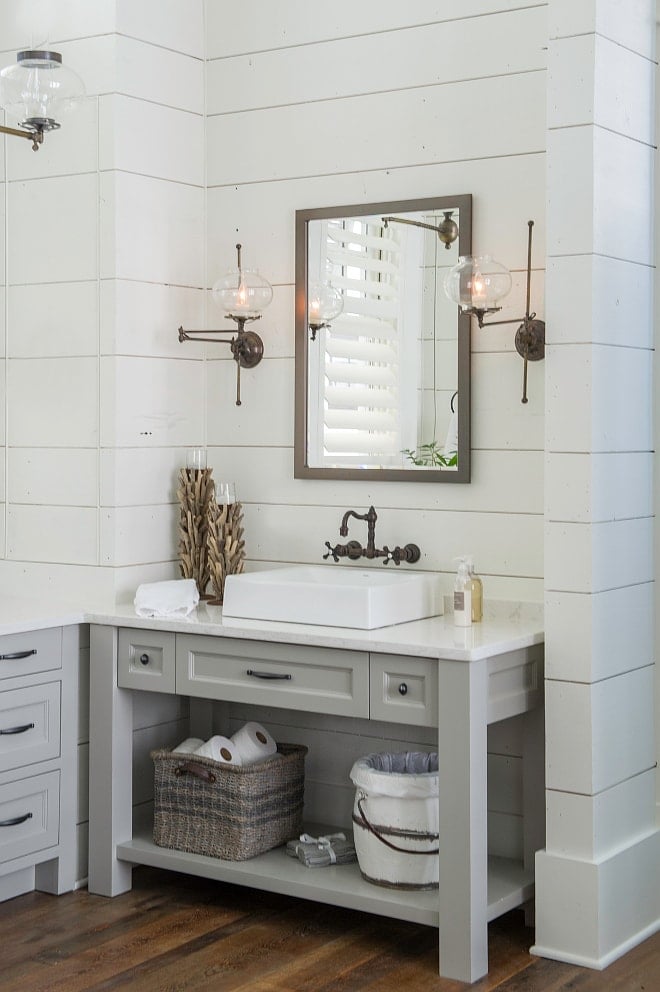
[[0, 626, 78, 903], [89, 622, 544, 984]]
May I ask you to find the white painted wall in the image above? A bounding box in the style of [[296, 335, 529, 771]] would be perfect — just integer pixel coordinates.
[[0, 1, 206, 604], [203, 0, 547, 604]]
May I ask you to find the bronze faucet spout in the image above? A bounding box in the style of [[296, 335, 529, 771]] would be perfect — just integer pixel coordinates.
[[339, 505, 378, 555]]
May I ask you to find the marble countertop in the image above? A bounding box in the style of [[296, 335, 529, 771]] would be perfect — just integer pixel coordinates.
[[0, 596, 543, 662]]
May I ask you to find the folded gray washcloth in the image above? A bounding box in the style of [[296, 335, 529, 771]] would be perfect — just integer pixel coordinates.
[[286, 832, 357, 867]]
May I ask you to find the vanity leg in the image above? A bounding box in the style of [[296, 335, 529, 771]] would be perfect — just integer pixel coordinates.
[[88, 624, 134, 896], [437, 657, 489, 982]]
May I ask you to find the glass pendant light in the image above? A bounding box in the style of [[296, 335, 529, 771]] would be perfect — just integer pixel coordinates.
[[444, 255, 512, 316], [211, 245, 273, 318], [0, 50, 85, 137], [308, 280, 343, 339]]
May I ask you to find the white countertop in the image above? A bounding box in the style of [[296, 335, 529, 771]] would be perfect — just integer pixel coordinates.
[[0, 596, 543, 662]]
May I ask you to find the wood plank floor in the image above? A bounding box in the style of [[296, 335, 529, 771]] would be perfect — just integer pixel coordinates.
[[1, 868, 658, 991]]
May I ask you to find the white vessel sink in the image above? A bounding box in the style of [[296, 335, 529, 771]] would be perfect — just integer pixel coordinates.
[[222, 565, 443, 630]]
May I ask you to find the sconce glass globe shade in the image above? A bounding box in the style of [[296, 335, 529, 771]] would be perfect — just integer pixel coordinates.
[[0, 50, 85, 129], [212, 267, 273, 318], [444, 254, 512, 311], [308, 281, 343, 324]]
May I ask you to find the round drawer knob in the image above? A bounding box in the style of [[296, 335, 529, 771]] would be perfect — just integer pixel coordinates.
[[398, 682, 408, 696], [139, 653, 150, 666]]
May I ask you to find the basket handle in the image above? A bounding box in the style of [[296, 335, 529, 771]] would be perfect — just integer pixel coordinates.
[[175, 762, 217, 783], [353, 795, 439, 855]]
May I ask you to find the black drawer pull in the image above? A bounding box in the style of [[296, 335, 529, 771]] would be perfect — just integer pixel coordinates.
[[0, 649, 37, 661], [0, 722, 35, 736], [139, 654, 150, 666], [0, 812, 33, 827], [246, 670, 292, 681], [398, 683, 408, 696]]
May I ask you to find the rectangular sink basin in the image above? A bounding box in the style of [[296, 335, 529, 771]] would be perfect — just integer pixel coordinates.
[[222, 565, 443, 630]]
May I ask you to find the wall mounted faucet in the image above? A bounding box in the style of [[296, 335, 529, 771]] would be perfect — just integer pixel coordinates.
[[323, 506, 421, 566]]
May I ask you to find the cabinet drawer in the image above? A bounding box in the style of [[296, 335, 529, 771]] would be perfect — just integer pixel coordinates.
[[370, 654, 437, 727], [176, 635, 369, 717], [118, 629, 175, 693], [0, 770, 60, 865], [0, 628, 61, 683], [0, 682, 61, 773]]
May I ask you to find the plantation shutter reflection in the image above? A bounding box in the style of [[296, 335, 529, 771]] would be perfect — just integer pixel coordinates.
[[321, 218, 405, 465]]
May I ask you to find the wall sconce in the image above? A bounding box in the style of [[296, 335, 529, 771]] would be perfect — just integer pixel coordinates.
[[178, 244, 273, 407], [382, 210, 459, 249], [444, 220, 545, 404], [0, 50, 85, 151], [308, 280, 343, 340]]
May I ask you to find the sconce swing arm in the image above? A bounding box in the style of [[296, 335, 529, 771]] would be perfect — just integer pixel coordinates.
[[0, 121, 46, 151], [178, 317, 264, 407], [469, 220, 545, 405], [382, 210, 458, 249]]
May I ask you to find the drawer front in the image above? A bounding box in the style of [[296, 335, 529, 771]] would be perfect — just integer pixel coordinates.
[[176, 634, 369, 717], [0, 770, 60, 865], [0, 628, 62, 683], [0, 682, 61, 774], [370, 654, 437, 727], [118, 629, 176, 693]]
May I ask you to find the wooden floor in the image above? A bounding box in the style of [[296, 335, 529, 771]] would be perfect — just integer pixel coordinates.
[[1, 868, 659, 991]]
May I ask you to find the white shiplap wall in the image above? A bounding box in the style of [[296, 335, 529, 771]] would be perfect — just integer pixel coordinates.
[[204, 1, 547, 603], [0, 1, 206, 604]]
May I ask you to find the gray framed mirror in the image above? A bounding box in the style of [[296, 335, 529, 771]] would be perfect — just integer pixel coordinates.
[[294, 194, 472, 482]]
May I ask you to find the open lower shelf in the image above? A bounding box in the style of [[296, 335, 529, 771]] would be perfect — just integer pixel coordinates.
[[117, 826, 534, 928]]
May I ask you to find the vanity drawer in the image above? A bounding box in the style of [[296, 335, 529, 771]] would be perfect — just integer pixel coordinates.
[[0, 770, 60, 865], [118, 629, 175, 693], [0, 628, 61, 683], [176, 635, 369, 717], [0, 682, 61, 774], [370, 654, 437, 727]]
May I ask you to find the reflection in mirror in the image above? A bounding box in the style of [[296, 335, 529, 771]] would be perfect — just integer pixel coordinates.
[[295, 195, 472, 482]]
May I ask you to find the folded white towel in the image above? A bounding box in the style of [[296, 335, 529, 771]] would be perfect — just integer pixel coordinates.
[[134, 579, 199, 618]]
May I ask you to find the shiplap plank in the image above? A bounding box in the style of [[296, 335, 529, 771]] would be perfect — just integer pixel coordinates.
[[206, 446, 543, 515], [239, 503, 543, 579], [207, 73, 546, 186], [207, 0, 547, 59], [207, 7, 547, 114], [206, 154, 546, 286]]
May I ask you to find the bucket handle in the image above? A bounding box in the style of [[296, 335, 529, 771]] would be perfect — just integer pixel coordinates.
[[353, 795, 439, 856]]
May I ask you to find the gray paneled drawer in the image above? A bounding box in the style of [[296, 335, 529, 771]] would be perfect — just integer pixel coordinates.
[[118, 629, 175, 693], [176, 634, 369, 717], [0, 682, 61, 773], [0, 770, 60, 865], [370, 653, 438, 727], [0, 628, 62, 683]]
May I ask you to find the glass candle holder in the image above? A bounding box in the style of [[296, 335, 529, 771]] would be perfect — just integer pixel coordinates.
[[216, 481, 236, 505], [186, 447, 207, 471]]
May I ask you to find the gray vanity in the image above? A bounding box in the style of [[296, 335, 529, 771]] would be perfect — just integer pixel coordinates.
[[87, 607, 544, 984]]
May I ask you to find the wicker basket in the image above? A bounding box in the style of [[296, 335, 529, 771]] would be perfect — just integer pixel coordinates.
[[151, 743, 307, 861]]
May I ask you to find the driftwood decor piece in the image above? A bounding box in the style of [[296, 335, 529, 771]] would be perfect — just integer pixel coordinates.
[[177, 467, 214, 597], [207, 495, 246, 605]]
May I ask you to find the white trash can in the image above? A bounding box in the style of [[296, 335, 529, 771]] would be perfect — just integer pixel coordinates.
[[349, 751, 439, 890]]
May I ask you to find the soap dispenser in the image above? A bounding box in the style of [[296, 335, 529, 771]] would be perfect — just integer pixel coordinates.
[[466, 556, 483, 623], [453, 557, 472, 627]]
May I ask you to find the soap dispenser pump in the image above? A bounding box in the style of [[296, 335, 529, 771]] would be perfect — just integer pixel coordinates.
[[453, 557, 472, 627]]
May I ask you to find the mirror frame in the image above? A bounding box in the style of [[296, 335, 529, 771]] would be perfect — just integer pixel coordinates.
[[294, 194, 472, 482]]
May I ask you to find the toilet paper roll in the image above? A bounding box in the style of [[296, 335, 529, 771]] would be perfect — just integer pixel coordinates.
[[231, 721, 277, 766], [194, 735, 243, 765], [172, 737, 205, 755]]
